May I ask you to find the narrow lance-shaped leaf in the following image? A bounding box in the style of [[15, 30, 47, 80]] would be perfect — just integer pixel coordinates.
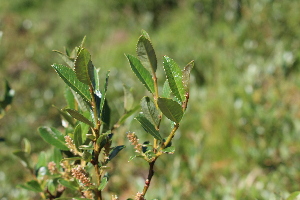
[[38, 126, 69, 151], [74, 48, 95, 86], [126, 54, 155, 94], [157, 97, 183, 123], [108, 145, 125, 161], [99, 71, 110, 117], [18, 180, 43, 193], [52, 64, 91, 104], [98, 176, 108, 191], [137, 36, 157, 73], [65, 109, 94, 127], [182, 60, 194, 94], [163, 56, 185, 102], [141, 96, 160, 128], [74, 124, 83, 151], [136, 113, 163, 140]]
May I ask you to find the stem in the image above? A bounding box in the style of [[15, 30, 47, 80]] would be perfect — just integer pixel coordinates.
[[140, 159, 157, 199], [162, 123, 179, 149], [89, 84, 102, 200]]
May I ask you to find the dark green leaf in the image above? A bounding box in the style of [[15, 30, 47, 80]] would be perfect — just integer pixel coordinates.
[[52, 64, 91, 104], [74, 124, 83, 151], [65, 109, 94, 127], [18, 180, 43, 192], [99, 71, 110, 118], [141, 96, 160, 128], [82, 151, 92, 161], [38, 126, 69, 151], [74, 48, 94, 85], [182, 60, 194, 94], [157, 97, 183, 123], [101, 100, 111, 132], [136, 114, 162, 140], [58, 179, 79, 191], [126, 54, 155, 93], [0, 80, 14, 118], [98, 176, 108, 191], [137, 36, 157, 73], [108, 145, 125, 161], [163, 56, 185, 102]]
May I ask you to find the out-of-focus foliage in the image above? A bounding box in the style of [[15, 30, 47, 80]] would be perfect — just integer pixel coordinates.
[[1, 0, 300, 199]]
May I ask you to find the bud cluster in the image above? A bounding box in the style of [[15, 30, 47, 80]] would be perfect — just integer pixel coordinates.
[[71, 165, 93, 187], [47, 161, 57, 175], [127, 132, 142, 153]]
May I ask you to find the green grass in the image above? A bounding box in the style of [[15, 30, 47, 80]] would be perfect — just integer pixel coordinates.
[[1, 0, 300, 199]]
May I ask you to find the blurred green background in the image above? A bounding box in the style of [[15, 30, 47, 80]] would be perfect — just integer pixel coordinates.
[[1, 0, 300, 199]]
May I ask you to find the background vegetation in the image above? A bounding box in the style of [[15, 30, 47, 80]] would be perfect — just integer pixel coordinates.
[[1, 0, 300, 199]]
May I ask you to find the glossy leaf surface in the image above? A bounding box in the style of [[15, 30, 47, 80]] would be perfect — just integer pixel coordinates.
[[163, 56, 185, 102], [126, 54, 155, 93], [137, 36, 157, 73], [157, 97, 183, 123], [52, 64, 91, 103]]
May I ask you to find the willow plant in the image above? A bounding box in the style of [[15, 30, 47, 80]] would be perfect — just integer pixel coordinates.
[[14, 30, 193, 200]]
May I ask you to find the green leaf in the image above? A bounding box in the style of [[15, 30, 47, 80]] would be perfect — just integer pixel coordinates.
[[163, 56, 185, 102], [137, 35, 157, 73], [182, 60, 194, 94], [35, 151, 46, 170], [74, 48, 95, 85], [118, 105, 140, 125], [38, 126, 69, 151], [82, 151, 92, 161], [98, 176, 108, 191], [22, 138, 31, 154], [65, 109, 94, 127], [163, 146, 175, 154], [52, 64, 91, 104], [141, 29, 151, 40], [52, 148, 63, 167], [54, 106, 76, 127], [53, 50, 75, 68], [58, 179, 79, 191], [287, 192, 300, 200], [157, 97, 183, 123], [108, 145, 125, 161], [99, 71, 110, 118], [64, 86, 76, 110], [126, 54, 155, 93], [162, 80, 171, 98], [74, 124, 83, 151], [136, 113, 162, 140], [140, 96, 160, 128], [18, 180, 43, 192], [0, 80, 14, 118]]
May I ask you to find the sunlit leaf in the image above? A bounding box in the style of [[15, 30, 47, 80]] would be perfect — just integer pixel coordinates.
[[74, 48, 95, 85], [137, 35, 157, 73], [52, 64, 91, 104], [58, 179, 79, 191], [126, 54, 155, 93], [182, 60, 194, 94], [38, 126, 69, 151], [163, 56, 185, 102], [65, 109, 94, 127], [141, 96, 160, 128], [157, 97, 183, 123], [287, 192, 300, 200], [98, 176, 108, 191], [136, 113, 162, 140]]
